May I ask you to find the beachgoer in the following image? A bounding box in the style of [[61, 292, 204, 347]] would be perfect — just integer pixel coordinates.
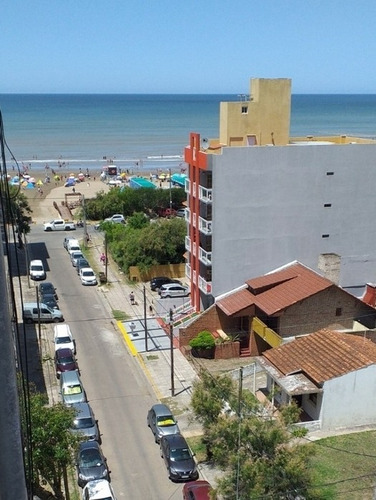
[[72, 187, 75, 193], [129, 292, 135, 305]]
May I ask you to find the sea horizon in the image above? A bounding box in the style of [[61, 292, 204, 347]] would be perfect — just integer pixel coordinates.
[[1, 93, 376, 172]]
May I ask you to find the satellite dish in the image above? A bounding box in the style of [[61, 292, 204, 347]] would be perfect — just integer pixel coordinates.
[[201, 138, 209, 150]]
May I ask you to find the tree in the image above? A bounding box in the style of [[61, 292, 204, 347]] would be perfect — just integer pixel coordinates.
[[3, 184, 33, 237], [191, 370, 316, 499], [22, 390, 80, 499]]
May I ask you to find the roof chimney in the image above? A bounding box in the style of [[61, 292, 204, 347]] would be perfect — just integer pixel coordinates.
[[362, 283, 376, 308]]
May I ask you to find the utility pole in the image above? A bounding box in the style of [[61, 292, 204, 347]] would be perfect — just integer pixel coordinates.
[[104, 234, 108, 282], [169, 308, 175, 397], [82, 194, 88, 246], [169, 168, 172, 213], [236, 367, 243, 500], [143, 285, 148, 352], [36, 286, 41, 343]]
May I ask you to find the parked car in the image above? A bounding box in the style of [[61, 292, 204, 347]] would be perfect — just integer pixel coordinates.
[[182, 480, 214, 500], [23, 303, 64, 324], [76, 257, 90, 275], [176, 208, 186, 218], [39, 282, 58, 300], [63, 236, 75, 250], [40, 293, 59, 310], [104, 214, 125, 224], [147, 403, 180, 443], [55, 347, 78, 378], [159, 283, 190, 298], [150, 276, 182, 291], [76, 441, 109, 487], [81, 479, 116, 500], [71, 250, 85, 267], [60, 370, 86, 405], [29, 259, 46, 281], [71, 402, 99, 442], [160, 434, 198, 482], [54, 324, 75, 353], [80, 267, 97, 286]]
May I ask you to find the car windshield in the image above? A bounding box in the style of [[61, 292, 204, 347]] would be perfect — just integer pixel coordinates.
[[63, 385, 82, 395], [56, 336, 71, 344], [59, 355, 74, 364], [80, 450, 102, 467], [170, 447, 191, 462], [83, 271, 94, 277], [31, 265, 43, 271], [157, 416, 176, 427], [74, 417, 94, 429]]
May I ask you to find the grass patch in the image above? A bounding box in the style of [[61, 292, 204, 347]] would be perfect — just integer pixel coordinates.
[[186, 435, 207, 463], [112, 309, 128, 321], [146, 354, 159, 361], [309, 430, 376, 499]]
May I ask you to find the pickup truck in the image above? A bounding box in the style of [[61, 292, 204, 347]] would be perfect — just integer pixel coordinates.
[[44, 219, 76, 231]]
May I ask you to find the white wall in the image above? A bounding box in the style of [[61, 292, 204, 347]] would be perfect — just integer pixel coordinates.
[[211, 143, 376, 296], [320, 364, 376, 430]]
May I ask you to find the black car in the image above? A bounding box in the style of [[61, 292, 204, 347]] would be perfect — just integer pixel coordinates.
[[160, 434, 198, 482], [76, 257, 90, 275], [39, 282, 58, 300], [76, 441, 109, 487], [150, 276, 182, 291], [40, 293, 59, 310]]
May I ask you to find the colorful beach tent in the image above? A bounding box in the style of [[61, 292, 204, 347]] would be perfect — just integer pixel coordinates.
[[171, 173, 187, 187], [129, 177, 156, 189]]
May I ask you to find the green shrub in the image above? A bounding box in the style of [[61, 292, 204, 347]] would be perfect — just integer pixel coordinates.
[[189, 330, 215, 350]]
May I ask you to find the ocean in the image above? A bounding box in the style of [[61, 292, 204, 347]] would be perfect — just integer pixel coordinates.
[[1, 94, 376, 173]]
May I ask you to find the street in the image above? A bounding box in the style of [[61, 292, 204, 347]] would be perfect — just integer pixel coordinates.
[[27, 226, 185, 499]]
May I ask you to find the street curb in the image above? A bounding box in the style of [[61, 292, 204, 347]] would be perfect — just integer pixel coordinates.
[[117, 320, 138, 356]]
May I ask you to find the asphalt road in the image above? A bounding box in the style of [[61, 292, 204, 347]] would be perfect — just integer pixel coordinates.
[[27, 226, 185, 500]]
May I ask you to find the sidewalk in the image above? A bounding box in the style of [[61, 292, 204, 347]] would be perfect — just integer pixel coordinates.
[[87, 227, 220, 484]]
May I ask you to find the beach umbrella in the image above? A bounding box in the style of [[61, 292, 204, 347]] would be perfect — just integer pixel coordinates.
[[54, 175, 60, 181], [29, 177, 36, 183], [26, 182, 35, 189], [23, 174, 30, 180], [21, 180, 28, 187], [36, 179, 43, 186], [78, 173, 85, 179]]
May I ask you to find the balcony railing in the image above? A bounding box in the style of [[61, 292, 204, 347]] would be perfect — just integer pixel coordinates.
[[198, 275, 212, 295], [185, 178, 190, 195], [199, 246, 212, 265], [252, 317, 282, 348], [199, 217, 212, 235], [185, 263, 191, 280], [199, 186, 213, 203]]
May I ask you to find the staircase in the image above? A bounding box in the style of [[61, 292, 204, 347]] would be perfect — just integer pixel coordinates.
[[240, 346, 251, 357]]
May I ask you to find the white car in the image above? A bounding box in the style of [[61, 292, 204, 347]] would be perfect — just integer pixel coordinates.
[[82, 479, 116, 500], [104, 214, 125, 224], [80, 267, 97, 286], [54, 324, 75, 354], [159, 283, 190, 298], [71, 251, 84, 267]]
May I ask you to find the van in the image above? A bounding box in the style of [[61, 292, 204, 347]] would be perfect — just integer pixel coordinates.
[[29, 259, 46, 281], [67, 239, 80, 254], [23, 303, 64, 324], [60, 370, 86, 405]]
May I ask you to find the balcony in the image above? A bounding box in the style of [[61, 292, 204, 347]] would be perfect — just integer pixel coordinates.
[[185, 178, 190, 195], [199, 186, 213, 204], [185, 236, 191, 252], [199, 217, 212, 235], [198, 275, 212, 295], [252, 317, 282, 348], [199, 246, 212, 265]]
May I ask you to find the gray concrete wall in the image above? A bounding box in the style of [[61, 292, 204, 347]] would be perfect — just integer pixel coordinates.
[[211, 143, 376, 296]]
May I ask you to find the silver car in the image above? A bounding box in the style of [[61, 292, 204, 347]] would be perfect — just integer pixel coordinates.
[[147, 403, 180, 443], [71, 402, 100, 442]]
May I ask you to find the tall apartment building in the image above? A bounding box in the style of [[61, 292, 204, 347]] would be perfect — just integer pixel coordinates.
[[184, 78, 376, 311]]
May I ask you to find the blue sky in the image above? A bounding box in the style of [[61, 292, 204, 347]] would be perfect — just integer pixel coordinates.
[[2, 0, 376, 94]]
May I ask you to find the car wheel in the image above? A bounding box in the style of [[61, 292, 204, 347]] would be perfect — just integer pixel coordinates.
[[166, 294, 171, 298], [46, 227, 52, 232], [154, 434, 159, 444], [53, 317, 60, 323]]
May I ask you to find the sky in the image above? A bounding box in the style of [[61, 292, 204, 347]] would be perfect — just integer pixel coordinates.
[[1, 0, 376, 94]]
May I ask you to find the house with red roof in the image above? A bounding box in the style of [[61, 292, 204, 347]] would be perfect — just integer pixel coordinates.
[[179, 261, 376, 358], [256, 329, 376, 431]]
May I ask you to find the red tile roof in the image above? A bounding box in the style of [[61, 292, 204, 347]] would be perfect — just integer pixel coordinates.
[[217, 262, 333, 316], [263, 329, 376, 385]]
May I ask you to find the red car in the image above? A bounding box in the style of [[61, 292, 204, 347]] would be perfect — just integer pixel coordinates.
[[54, 348, 78, 378], [182, 480, 214, 499]]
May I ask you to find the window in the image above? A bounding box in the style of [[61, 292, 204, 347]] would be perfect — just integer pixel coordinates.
[[309, 393, 317, 406], [322, 234, 330, 238], [336, 307, 342, 316], [241, 106, 248, 114], [324, 203, 332, 207], [326, 171, 334, 176]]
